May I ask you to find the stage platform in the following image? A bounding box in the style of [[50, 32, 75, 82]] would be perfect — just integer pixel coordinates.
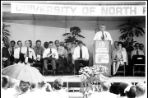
[[44, 75, 146, 83]]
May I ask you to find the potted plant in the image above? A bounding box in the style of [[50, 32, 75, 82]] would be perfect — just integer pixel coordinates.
[[2, 23, 10, 48], [63, 26, 85, 44], [119, 18, 145, 55]]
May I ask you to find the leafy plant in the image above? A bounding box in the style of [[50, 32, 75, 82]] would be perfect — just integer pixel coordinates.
[[63, 26, 85, 43], [2, 24, 10, 47], [119, 18, 145, 52]]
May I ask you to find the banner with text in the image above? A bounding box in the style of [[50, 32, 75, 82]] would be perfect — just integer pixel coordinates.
[[11, 3, 146, 16]]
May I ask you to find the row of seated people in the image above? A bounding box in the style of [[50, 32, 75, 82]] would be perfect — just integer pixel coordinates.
[[112, 41, 145, 76], [2, 75, 146, 98], [2, 40, 89, 75], [2, 39, 145, 75]]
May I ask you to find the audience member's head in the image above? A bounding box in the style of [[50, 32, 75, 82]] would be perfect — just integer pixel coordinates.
[[25, 40, 30, 48], [45, 83, 52, 92], [17, 40, 22, 47], [19, 81, 30, 93], [44, 42, 49, 49], [36, 40, 41, 48], [135, 82, 146, 97], [126, 86, 136, 98], [55, 40, 60, 47], [99, 24, 106, 31], [2, 76, 9, 89], [53, 78, 63, 90], [10, 40, 16, 47], [114, 41, 118, 49], [30, 83, 36, 91], [38, 81, 46, 89], [28, 40, 32, 48], [9, 77, 20, 88], [49, 41, 53, 48]]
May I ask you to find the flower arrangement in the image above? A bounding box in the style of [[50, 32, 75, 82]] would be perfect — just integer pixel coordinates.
[[79, 65, 109, 98]]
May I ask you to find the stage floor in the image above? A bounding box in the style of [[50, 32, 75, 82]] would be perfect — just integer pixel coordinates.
[[44, 75, 146, 83]]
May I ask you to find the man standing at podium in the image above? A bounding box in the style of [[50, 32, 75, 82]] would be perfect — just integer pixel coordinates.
[[93, 24, 113, 44]]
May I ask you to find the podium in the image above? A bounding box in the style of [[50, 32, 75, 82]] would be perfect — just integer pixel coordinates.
[[93, 40, 111, 76]]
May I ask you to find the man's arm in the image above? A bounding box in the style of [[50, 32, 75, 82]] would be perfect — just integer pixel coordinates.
[[43, 49, 48, 58], [53, 49, 59, 59], [93, 32, 100, 40]]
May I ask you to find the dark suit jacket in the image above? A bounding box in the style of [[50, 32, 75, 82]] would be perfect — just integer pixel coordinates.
[[2, 47, 10, 58]]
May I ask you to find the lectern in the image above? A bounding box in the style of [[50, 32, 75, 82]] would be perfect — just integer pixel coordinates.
[[93, 40, 111, 76]]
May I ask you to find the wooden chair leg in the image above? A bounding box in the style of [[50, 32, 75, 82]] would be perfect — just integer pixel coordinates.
[[133, 66, 134, 76]]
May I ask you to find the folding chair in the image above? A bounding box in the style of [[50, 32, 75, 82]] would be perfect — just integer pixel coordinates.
[[132, 55, 145, 76]]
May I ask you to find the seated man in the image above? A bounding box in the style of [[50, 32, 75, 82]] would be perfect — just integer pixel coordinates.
[[33, 40, 44, 71], [131, 43, 145, 59], [73, 41, 89, 74], [43, 41, 58, 74], [8, 40, 16, 65], [22, 40, 36, 64], [2, 41, 10, 68], [55, 40, 68, 73], [14, 40, 24, 63]]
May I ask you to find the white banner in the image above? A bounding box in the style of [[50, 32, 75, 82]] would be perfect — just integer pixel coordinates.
[[11, 3, 146, 16]]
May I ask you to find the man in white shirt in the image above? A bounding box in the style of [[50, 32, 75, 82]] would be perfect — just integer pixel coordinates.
[[14, 40, 36, 64], [14, 40, 24, 63], [43, 41, 59, 74], [73, 41, 89, 74], [131, 43, 145, 59], [93, 24, 113, 44]]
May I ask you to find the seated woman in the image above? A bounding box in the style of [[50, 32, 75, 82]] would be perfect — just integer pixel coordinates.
[[112, 42, 128, 75]]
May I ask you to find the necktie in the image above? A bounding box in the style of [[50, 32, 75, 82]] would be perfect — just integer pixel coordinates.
[[27, 48, 29, 57], [50, 48, 52, 54], [19, 47, 22, 55], [80, 47, 82, 59], [101, 31, 105, 40], [136, 49, 139, 55], [12, 47, 14, 56]]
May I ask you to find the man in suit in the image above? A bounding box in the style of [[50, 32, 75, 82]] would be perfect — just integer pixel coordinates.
[[43, 41, 59, 74], [2, 41, 10, 68], [33, 40, 44, 72], [73, 41, 89, 74], [55, 40, 68, 74], [9, 40, 16, 65], [93, 24, 113, 44], [131, 43, 145, 59]]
